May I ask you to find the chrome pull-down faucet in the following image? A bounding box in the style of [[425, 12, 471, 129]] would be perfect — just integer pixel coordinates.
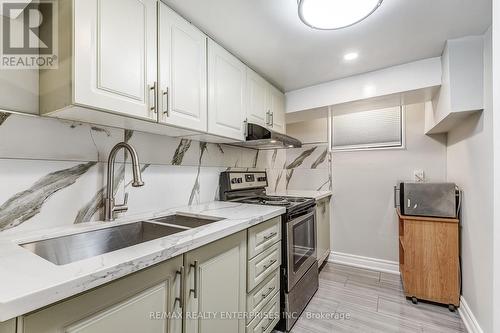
[[104, 142, 144, 221]]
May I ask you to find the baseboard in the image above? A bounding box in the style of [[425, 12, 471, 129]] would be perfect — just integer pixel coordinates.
[[328, 251, 400, 275], [458, 296, 484, 333]]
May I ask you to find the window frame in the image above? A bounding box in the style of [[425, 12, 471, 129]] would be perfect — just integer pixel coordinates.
[[329, 105, 406, 152]]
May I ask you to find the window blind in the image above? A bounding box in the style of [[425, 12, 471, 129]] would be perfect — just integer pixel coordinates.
[[332, 106, 403, 150]]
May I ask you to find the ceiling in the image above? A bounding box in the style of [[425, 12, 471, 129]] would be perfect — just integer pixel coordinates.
[[163, 0, 491, 92]]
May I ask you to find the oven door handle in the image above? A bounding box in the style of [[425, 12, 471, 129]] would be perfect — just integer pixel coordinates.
[[288, 210, 315, 227]]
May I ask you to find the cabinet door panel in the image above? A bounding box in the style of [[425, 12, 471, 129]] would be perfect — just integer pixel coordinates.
[[65, 284, 167, 333], [208, 40, 246, 140], [184, 231, 246, 333], [316, 197, 331, 266], [73, 0, 157, 120], [159, 4, 207, 131], [268, 86, 286, 134], [246, 69, 268, 127], [22, 256, 183, 333]]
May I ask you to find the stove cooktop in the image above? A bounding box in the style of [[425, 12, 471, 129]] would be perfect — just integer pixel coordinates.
[[235, 195, 315, 210]]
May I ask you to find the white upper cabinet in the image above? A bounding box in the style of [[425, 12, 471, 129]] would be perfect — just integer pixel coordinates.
[[425, 36, 484, 134], [246, 69, 286, 134], [268, 85, 286, 134], [73, 0, 157, 120], [207, 40, 247, 140], [246, 69, 269, 127], [158, 3, 208, 132]]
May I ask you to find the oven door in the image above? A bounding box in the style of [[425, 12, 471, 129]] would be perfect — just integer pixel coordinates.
[[286, 210, 317, 291]]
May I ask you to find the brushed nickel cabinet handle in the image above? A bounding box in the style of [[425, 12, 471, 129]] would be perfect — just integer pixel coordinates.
[[162, 87, 169, 116], [190, 260, 199, 299], [270, 112, 274, 127], [261, 286, 276, 299], [262, 317, 275, 332], [149, 82, 157, 114], [244, 118, 248, 137], [175, 265, 185, 309], [265, 110, 271, 126], [263, 232, 277, 240], [263, 259, 277, 270]]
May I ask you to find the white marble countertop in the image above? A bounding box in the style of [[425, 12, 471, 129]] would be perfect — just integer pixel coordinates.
[[267, 190, 332, 201], [0, 201, 285, 322]]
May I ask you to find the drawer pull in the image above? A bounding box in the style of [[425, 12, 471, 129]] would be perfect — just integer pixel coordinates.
[[263, 232, 277, 240], [263, 259, 277, 270], [262, 286, 276, 299], [262, 317, 275, 332]]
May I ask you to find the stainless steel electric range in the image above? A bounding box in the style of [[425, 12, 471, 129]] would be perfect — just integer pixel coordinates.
[[219, 171, 319, 332]]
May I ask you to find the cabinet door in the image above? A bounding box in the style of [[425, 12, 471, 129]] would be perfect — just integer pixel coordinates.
[[268, 85, 286, 134], [73, 0, 157, 120], [0, 319, 15, 333], [184, 231, 247, 333], [158, 3, 207, 131], [207, 40, 246, 140], [316, 197, 331, 266], [246, 69, 269, 127], [22, 256, 183, 333]]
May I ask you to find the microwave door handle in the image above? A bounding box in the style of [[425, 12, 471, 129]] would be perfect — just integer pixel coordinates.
[[394, 186, 400, 208]]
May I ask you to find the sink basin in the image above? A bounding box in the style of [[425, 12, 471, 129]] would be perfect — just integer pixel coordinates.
[[20, 222, 186, 265], [150, 214, 223, 229]]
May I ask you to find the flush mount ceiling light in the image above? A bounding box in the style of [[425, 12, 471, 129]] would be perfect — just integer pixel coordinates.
[[298, 0, 383, 30]]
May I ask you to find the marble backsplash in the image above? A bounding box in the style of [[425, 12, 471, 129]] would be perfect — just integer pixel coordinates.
[[0, 112, 261, 236], [256, 143, 332, 193], [0, 111, 332, 237]]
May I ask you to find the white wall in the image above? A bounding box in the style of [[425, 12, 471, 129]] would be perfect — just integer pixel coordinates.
[[331, 103, 447, 262], [446, 28, 493, 333], [493, 1, 500, 331]]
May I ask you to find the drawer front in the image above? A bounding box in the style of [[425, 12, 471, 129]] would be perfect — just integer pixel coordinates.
[[246, 269, 280, 322], [248, 217, 281, 259], [248, 242, 281, 291], [246, 293, 280, 333]]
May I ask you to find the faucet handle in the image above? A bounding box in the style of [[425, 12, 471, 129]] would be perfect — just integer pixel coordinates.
[[114, 193, 129, 214]]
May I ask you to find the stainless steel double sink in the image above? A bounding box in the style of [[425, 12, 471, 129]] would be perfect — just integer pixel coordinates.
[[20, 214, 223, 266]]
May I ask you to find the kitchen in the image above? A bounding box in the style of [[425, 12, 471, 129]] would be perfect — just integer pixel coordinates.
[[0, 0, 499, 332]]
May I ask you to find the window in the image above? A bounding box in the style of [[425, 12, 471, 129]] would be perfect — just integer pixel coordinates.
[[330, 106, 405, 151]]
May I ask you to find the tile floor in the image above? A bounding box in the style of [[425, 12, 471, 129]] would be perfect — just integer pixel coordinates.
[[287, 263, 466, 333]]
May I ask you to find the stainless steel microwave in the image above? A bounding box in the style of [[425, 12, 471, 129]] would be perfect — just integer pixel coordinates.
[[395, 182, 461, 218]]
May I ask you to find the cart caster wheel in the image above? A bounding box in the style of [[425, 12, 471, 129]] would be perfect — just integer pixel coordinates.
[[448, 304, 456, 312], [411, 297, 418, 304]]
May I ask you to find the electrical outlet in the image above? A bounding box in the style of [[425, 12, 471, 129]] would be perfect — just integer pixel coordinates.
[[414, 170, 425, 182]]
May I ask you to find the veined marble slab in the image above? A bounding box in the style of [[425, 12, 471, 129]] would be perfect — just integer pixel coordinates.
[[267, 190, 332, 201], [0, 201, 285, 322]]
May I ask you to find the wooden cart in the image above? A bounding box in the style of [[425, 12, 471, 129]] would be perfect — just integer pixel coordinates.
[[397, 209, 460, 311]]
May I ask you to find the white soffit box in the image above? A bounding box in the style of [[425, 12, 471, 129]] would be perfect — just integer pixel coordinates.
[[285, 57, 442, 113]]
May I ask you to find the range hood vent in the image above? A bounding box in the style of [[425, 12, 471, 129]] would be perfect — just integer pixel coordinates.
[[230, 123, 302, 150]]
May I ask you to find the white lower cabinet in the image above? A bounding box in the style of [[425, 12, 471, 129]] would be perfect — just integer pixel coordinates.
[[246, 217, 282, 333], [0, 319, 15, 333], [184, 231, 247, 333], [21, 255, 183, 333], [316, 196, 331, 267], [14, 218, 283, 333]]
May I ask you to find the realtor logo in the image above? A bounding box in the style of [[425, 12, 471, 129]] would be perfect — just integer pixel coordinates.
[[1, 0, 58, 69]]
